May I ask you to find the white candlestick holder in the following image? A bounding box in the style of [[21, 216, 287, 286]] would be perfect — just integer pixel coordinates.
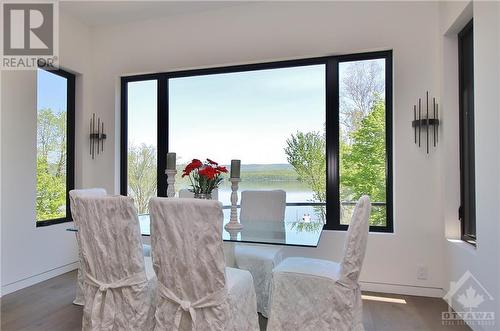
[[225, 228, 241, 241], [224, 177, 243, 230], [165, 169, 177, 198]]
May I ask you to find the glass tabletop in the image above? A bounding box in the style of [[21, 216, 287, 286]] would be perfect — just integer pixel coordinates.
[[139, 205, 324, 247], [67, 205, 325, 247]]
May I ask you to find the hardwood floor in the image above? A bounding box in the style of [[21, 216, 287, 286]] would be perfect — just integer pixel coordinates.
[[1, 271, 470, 331], [1, 272, 82, 331], [361, 292, 471, 331]]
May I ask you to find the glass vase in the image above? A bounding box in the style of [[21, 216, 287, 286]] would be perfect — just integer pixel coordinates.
[[194, 193, 212, 200]]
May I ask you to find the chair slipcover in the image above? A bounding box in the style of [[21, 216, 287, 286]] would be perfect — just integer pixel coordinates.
[[69, 188, 107, 306], [71, 195, 156, 331], [179, 188, 218, 200], [239, 190, 286, 222], [69, 189, 151, 304], [234, 190, 286, 317], [142, 243, 152, 257], [267, 196, 371, 331], [149, 198, 259, 331]]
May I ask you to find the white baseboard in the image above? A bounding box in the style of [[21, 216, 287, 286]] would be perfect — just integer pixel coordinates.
[[0, 262, 444, 299], [1, 261, 79, 297], [360, 281, 445, 298]]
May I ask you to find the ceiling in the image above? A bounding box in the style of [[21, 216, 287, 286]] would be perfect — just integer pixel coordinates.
[[60, 1, 246, 27]]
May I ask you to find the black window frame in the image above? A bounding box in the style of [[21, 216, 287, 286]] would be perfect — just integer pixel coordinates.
[[36, 68, 76, 227], [458, 19, 476, 245], [332, 51, 394, 233], [120, 50, 393, 232]]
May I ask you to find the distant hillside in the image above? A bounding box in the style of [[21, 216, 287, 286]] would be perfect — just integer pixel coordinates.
[[176, 163, 300, 184], [239, 164, 298, 182], [239, 163, 295, 172]]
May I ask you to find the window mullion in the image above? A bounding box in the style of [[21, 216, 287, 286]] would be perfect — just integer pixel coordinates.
[[157, 75, 168, 197], [325, 58, 341, 230]]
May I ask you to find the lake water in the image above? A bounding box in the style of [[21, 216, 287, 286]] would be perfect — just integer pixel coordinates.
[[175, 179, 324, 222], [171, 183, 384, 226], [216, 188, 314, 205], [217, 186, 324, 224]]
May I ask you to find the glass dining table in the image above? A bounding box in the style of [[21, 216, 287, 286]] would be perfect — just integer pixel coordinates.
[[67, 204, 324, 247], [138, 204, 324, 247]]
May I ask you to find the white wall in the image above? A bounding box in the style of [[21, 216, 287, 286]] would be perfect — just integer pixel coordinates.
[[4, 1, 497, 304], [85, 1, 445, 295], [439, 1, 471, 242], [0, 60, 3, 293], [0, 12, 91, 295], [439, 2, 500, 330]]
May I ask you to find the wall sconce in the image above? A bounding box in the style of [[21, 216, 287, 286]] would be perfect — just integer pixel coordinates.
[[412, 91, 440, 154], [89, 113, 106, 159]]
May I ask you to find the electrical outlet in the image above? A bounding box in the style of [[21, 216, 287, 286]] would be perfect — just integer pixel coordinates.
[[417, 265, 428, 280]]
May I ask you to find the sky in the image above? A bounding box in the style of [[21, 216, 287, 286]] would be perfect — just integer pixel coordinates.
[[37, 69, 68, 164], [128, 79, 158, 151], [38, 60, 384, 166], [128, 64, 326, 165], [37, 69, 67, 114]]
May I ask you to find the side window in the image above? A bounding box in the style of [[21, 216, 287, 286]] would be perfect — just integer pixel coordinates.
[[458, 20, 476, 244], [36, 68, 75, 226]]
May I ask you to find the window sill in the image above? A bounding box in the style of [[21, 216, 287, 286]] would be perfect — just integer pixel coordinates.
[[446, 238, 477, 252], [36, 217, 72, 227], [462, 238, 477, 247], [323, 225, 394, 234]]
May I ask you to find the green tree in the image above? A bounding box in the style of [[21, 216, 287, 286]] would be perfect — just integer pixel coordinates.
[[128, 144, 157, 214], [36, 156, 66, 220], [36, 108, 67, 221], [341, 98, 386, 225], [340, 60, 384, 140], [284, 131, 326, 221], [54, 112, 67, 177], [37, 109, 59, 160], [284, 99, 387, 226]]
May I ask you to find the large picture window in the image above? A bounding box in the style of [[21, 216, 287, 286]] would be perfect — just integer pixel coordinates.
[[121, 51, 393, 232], [169, 65, 326, 223], [36, 68, 75, 226]]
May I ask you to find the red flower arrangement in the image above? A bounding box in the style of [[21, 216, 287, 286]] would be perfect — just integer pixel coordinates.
[[182, 158, 228, 196]]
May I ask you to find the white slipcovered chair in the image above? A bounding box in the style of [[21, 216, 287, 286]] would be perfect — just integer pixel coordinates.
[[71, 195, 156, 331], [149, 197, 259, 331], [69, 188, 152, 305], [267, 196, 371, 331], [69, 188, 107, 306], [179, 188, 218, 200], [234, 190, 286, 317]]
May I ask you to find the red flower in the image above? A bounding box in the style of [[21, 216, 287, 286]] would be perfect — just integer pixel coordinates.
[[191, 159, 203, 167], [216, 166, 228, 173], [206, 158, 218, 165], [182, 159, 203, 177], [198, 166, 217, 179]]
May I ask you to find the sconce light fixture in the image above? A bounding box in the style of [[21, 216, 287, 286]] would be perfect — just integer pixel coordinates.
[[89, 113, 107, 159], [412, 91, 440, 154]]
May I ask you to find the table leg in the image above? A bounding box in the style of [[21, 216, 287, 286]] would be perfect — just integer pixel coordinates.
[[223, 242, 236, 267]]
